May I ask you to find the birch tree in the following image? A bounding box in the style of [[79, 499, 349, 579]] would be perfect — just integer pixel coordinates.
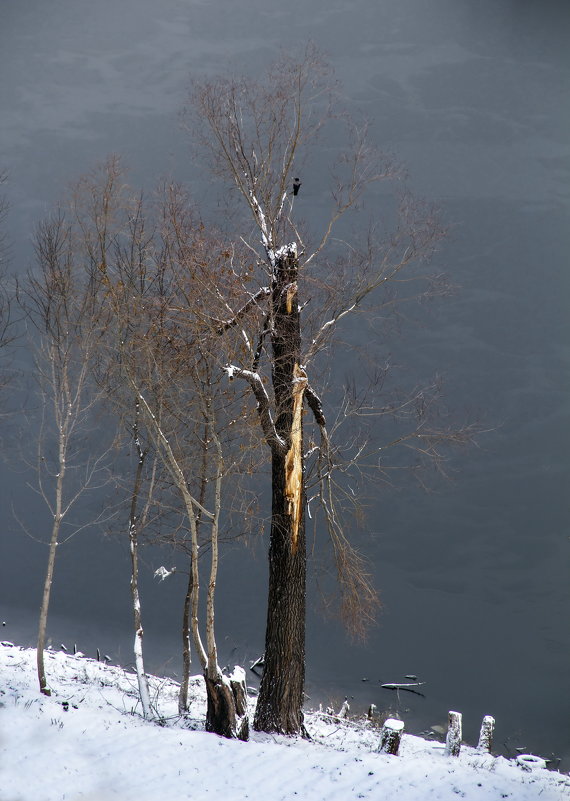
[[0, 172, 15, 403], [189, 46, 473, 735], [76, 161, 253, 737], [19, 211, 110, 696]]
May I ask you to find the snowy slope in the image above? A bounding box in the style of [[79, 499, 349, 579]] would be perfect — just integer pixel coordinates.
[[1, 642, 568, 801]]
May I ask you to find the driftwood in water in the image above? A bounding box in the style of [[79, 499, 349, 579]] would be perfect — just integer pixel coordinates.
[[381, 682, 426, 697], [379, 718, 405, 755], [477, 715, 495, 753], [445, 710, 462, 757]]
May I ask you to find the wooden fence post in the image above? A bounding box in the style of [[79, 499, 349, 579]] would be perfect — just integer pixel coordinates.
[[445, 710, 462, 757], [379, 718, 405, 755], [477, 715, 495, 753]]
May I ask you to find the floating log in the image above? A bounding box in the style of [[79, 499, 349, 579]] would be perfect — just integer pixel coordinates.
[[379, 718, 404, 755], [477, 715, 495, 753], [381, 682, 426, 698], [445, 710, 462, 757], [381, 682, 425, 690]]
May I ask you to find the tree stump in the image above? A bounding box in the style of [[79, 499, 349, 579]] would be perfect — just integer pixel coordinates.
[[445, 710, 462, 757], [205, 666, 249, 741], [477, 715, 495, 753], [337, 698, 349, 719], [379, 718, 405, 755]]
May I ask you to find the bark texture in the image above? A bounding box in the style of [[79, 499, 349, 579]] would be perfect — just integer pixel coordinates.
[[205, 667, 249, 741], [379, 718, 405, 755], [477, 715, 495, 753], [254, 246, 307, 735], [445, 710, 463, 757]]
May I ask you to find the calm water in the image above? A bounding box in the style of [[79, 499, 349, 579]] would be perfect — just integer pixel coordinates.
[[1, 0, 569, 768]]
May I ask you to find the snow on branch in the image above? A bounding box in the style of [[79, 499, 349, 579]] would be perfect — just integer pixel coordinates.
[[249, 191, 273, 258], [214, 287, 270, 335], [224, 365, 286, 453], [274, 242, 298, 262]]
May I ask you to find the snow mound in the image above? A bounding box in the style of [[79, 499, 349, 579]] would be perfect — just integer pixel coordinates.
[[1, 642, 568, 801]]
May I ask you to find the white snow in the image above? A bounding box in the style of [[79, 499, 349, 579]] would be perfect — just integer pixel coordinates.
[[153, 566, 176, 582], [1, 642, 568, 801]]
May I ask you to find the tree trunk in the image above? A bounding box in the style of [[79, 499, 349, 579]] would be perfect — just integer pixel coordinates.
[[178, 568, 193, 713], [131, 533, 151, 719], [37, 517, 61, 696], [205, 666, 249, 741], [37, 450, 65, 696], [127, 403, 152, 718], [254, 245, 307, 735]]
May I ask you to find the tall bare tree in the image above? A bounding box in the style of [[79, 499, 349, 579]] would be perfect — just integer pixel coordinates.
[[72, 160, 253, 737], [18, 211, 111, 696], [0, 172, 15, 403], [190, 46, 474, 734]]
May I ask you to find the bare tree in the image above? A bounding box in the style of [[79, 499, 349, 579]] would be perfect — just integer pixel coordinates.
[[189, 46, 474, 734], [0, 172, 15, 404], [18, 210, 111, 696], [73, 161, 253, 737]]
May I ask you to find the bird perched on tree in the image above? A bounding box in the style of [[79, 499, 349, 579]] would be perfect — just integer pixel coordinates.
[[292, 177, 301, 196]]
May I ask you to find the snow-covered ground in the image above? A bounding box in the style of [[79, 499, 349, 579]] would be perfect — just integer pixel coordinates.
[[1, 642, 568, 801]]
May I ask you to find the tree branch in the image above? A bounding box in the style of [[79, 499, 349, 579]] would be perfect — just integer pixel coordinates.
[[224, 365, 286, 453]]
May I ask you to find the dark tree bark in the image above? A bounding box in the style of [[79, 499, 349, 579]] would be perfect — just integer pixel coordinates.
[[128, 401, 152, 719], [205, 668, 249, 741], [253, 246, 308, 735]]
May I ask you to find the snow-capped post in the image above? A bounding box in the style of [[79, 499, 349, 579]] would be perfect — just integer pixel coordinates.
[[445, 710, 462, 757], [477, 715, 495, 753], [379, 718, 405, 755]]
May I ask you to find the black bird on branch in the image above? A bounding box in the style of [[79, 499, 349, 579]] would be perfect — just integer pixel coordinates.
[[292, 177, 301, 196]]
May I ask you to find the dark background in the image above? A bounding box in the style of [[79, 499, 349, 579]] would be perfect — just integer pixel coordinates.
[[1, 0, 569, 768]]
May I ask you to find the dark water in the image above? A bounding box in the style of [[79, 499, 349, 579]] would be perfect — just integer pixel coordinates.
[[1, 0, 569, 769]]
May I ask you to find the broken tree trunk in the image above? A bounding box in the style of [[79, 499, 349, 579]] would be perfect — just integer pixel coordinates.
[[253, 245, 307, 736], [379, 718, 405, 755], [477, 715, 495, 753], [205, 666, 249, 741], [445, 710, 462, 757]]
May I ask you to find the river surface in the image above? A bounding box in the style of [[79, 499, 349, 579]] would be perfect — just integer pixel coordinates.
[[1, 0, 569, 769]]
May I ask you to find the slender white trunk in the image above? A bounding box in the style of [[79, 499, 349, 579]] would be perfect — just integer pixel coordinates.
[[37, 513, 61, 696], [37, 397, 66, 696], [129, 401, 152, 719], [131, 532, 152, 719]]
